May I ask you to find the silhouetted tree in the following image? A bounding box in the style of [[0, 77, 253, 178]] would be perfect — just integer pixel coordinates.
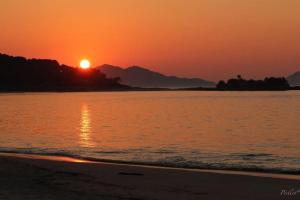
[[216, 76, 290, 91], [0, 53, 129, 91], [216, 80, 226, 90]]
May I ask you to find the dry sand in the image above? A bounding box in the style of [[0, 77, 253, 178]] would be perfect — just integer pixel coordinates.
[[0, 153, 299, 200]]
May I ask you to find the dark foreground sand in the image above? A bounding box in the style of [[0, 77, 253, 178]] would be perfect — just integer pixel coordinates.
[[0, 153, 299, 200]]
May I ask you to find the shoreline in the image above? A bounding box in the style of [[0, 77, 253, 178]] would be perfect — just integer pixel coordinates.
[[1, 152, 299, 180], [0, 86, 299, 93], [0, 152, 299, 200]]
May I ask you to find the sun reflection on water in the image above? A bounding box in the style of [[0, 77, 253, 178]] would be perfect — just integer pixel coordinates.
[[80, 104, 94, 147]]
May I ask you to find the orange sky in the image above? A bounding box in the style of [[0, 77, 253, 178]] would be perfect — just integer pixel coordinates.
[[1, 0, 300, 81]]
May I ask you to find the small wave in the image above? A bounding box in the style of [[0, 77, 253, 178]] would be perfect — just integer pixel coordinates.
[[0, 148, 299, 175], [232, 153, 275, 161], [230, 153, 273, 157], [95, 150, 176, 154], [94, 148, 147, 154], [152, 150, 175, 154], [94, 151, 128, 154], [0, 147, 77, 158]]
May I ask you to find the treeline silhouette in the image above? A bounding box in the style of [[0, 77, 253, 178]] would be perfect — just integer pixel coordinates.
[[0, 54, 129, 91], [217, 75, 290, 91]]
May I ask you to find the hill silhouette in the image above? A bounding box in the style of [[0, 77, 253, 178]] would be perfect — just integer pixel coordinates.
[[216, 75, 290, 91], [1, 53, 296, 92], [287, 71, 300, 86], [98, 64, 215, 88], [0, 54, 129, 91]]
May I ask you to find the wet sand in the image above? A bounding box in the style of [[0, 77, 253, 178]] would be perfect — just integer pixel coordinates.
[[0, 153, 299, 200]]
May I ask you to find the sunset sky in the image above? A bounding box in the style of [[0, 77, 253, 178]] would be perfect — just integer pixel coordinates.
[[0, 0, 300, 81]]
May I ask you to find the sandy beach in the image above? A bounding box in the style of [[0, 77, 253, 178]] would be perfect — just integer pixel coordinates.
[[0, 153, 299, 200]]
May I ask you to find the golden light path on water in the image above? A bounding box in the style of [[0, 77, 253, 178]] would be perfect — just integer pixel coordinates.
[[80, 104, 94, 148]]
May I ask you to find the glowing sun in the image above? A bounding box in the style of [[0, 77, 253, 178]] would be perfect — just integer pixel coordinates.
[[79, 59, 90, 69]]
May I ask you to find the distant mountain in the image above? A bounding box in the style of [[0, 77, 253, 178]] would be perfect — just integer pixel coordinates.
[[0, 53, 128, 91], [287, 71, 300, 86], [98, 64, 215, 88]]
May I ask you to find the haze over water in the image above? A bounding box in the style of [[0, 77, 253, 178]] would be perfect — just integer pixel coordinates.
[[0, 91, 299, 173]]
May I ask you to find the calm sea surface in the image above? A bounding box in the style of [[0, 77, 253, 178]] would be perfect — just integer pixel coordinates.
[[0, 91, 299, 173]]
